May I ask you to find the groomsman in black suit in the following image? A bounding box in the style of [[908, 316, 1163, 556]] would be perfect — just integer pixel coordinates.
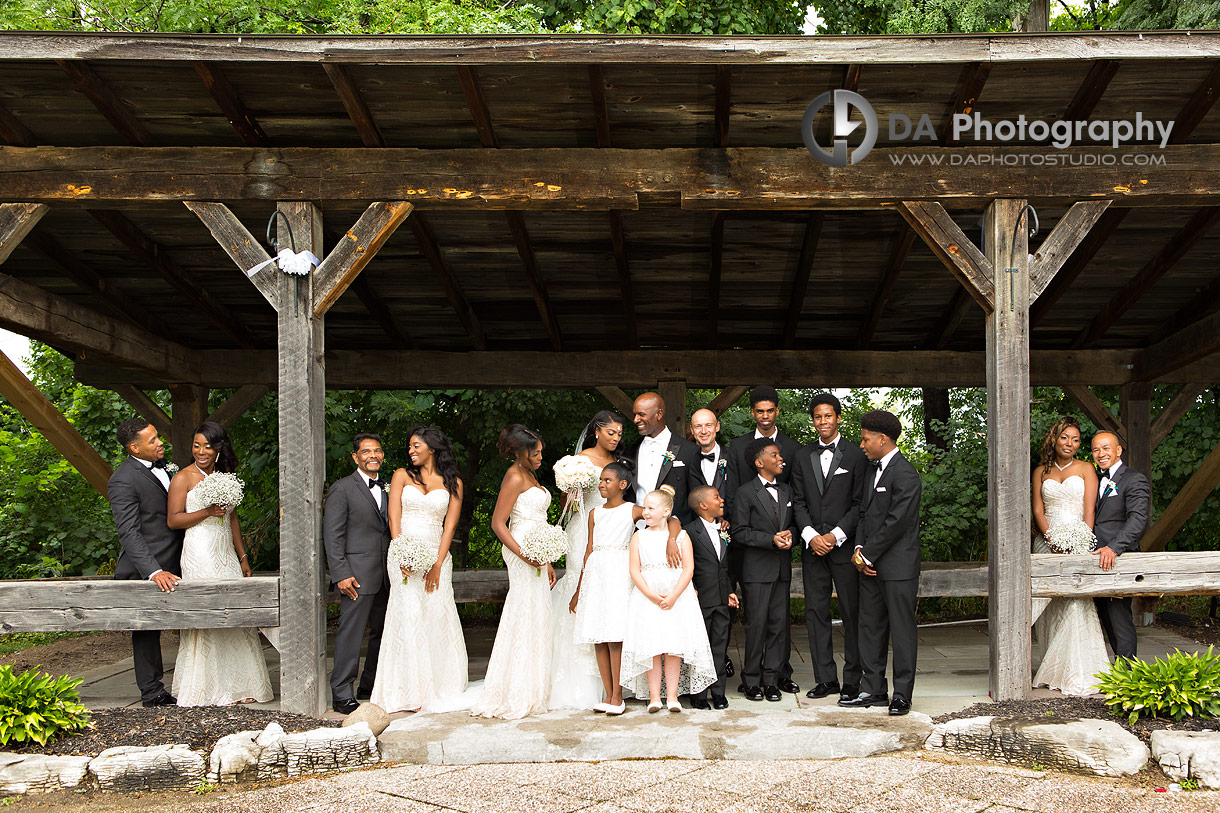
[[731, 438, 798, 702], [685, 485, 738, 710], [108, 418, 185, 707], [629, 392, 699, 529], [841, 410, 922, 716], [1090, 431, 1151, 659], [790, 393, 869, 702], [690, 406, 736, 677]]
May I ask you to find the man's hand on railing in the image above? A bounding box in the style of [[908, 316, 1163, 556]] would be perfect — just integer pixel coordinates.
[[151, 571, 180, 593]]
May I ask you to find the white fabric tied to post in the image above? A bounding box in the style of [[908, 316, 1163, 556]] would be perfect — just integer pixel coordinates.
[[246, 249, 321, 278]]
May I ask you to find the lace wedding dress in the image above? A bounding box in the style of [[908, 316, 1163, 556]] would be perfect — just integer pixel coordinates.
[[1032, 476, 1111, 696], [172, 480, 272, 706], [371, 487, 468, 713], [548, 477, 608, 709], [471, 486, 554, 719]]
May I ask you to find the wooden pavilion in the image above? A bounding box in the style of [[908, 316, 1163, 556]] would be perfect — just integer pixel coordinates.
[[2, 31, 1220, 716]]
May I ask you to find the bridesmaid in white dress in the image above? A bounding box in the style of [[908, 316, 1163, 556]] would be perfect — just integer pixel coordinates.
[[372, 426, 468, 713], [472, 424, 557, 719], [1031, 416, 1111, 696], [548, 410, 625, 710], [167, 422, 272, 707]]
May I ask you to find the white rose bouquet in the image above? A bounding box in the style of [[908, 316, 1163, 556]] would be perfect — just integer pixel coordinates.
[[192, 472, 244, 512], [518, 523, 569, 577], [554, 454, 601, 493], [1045, 519, 1097, 555], [388, 533, 437, 583]]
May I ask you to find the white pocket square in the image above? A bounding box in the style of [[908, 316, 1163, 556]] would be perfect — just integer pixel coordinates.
[[786, 501, 792, 507], [834, 467, 850, 475], [673, 460, 685, 467], [875, 486, 887, 492]]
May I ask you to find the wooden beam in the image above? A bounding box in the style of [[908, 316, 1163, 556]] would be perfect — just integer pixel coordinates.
[[1063, 384, 1125, 440], [706, 385, 749, 416], [984, 198, 1030, 702], [0, 347, 113, 495], [588, 65, 611, 148], [0, 576, 280, 634], [714, 66, 731, 148], [898, 200, 994, 312], [608, 211, 638, 347], [1134, 308, 1220, 382], [594, 385, 635, 417], [0, 100, 37, 147], [782, 212, 824, 348], [658, 378, 687, 437], [312, 201, 413, 317], [193, 61, 268, 147], [940, 62, 991, 145], [351, 276, 411, 348], [169, 383, 209, 468], [1148, 271, 1220, 345], [56, 59, 154, 147], [1120, 382, 1153, 488], [1071, 206, 1220, 348], [112, 385, 171, 437], [1031, 551, 1220, 597], [408, 213, 486, 351], [183, 201, 278, 311], [89, 209, 259, 348], [1030, 208, 1128, 328], [456, 66, 497, 149], [1152, 383, 1209, 449], [322, 63, 385, 148], [206, 384, 269, 428], [1142, 437, 1220, 552], [505, 211, 562, 351], [1061, 59, 1121, 123], [926, 287, 973, 350], [858, 224, 915, 348], [0, 203, 48, 265], [1028, 201, 1112, 302], [707, 212, 725, 348], [1168, 60, 1220, 144]]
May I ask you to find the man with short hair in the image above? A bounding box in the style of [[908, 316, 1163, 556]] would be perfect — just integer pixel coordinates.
[[108, 417, 185, 707], [1090, 431, 1150, 659], [689, 408, 728, 500], [628, 392, 699, 527], [323, 433, 392, 714]]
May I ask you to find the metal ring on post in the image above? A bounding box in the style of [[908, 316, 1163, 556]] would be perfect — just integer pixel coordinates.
[[1006, 204, 1039, 312], [265, 210, 303, 316]]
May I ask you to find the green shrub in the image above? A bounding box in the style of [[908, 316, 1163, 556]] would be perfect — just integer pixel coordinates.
[[1095, 647, 1220, 725], [0, 665, 92, 747]]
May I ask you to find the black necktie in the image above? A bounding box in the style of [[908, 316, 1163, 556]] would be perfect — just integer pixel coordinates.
[[701, 452, 715, 462], [819, 443, 835, 453], [152, 459, 167, 469]]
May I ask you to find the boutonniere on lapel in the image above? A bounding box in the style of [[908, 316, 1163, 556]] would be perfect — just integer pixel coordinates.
[[661, 450, 675, 465], [718, 529, 731, 545], [717, 458, 727, 474], [165, 462, 179, 475], [1102, 481, 1118, 498]]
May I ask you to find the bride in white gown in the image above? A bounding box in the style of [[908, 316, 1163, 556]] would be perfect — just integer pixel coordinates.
[[371, 426, 468, 713], [167, 422, 272, 707], [548, 411, 625, 710], [472, 425, 558, 719], [1031, 417, 1111, 696]]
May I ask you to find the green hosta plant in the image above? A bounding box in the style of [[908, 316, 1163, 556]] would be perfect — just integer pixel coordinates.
[[1095, 646, 1220, 725], [0, 665, 92, 746]]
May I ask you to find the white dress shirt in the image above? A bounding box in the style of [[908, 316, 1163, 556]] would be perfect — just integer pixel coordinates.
[[701, 517, 724, 560], [359, 470, 386, 512], [800, 434, 848, 549], [754, 428, 778, 441], [757, 474, 780, 502], [635, 426, 672, 504], [699, 442, 722, 485], [1099, 459, 1123, 498]]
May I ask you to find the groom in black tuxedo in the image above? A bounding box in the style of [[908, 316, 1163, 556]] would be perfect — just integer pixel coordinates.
[[323, 433, 391, 714], [790, 393, 869, 702], [628, 392, 699, 527], [685, 485, 738, 710], [1090, 431, 1150, 659], [841, 410, 922, 716], [108, 418, 185, 707]]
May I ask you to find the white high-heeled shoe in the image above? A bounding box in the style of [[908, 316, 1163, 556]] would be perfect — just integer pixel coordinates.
[[667, 699, 682, 713]]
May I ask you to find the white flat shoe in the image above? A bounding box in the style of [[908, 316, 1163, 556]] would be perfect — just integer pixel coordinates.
[[648, 701, 662, 714], [667, 700, 682, 713], [604, 703, 626, 715], [592, 702, 612, 713]]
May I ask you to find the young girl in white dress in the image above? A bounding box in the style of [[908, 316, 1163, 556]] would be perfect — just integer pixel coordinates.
[[619, 485, 716, 712], [571, 463, 681, 714]]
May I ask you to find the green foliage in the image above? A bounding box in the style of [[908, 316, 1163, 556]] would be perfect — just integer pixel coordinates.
[[887, 0, 1024, 32], [811, 0, 897, 33], [1096, 647, 1220, 725], [540, 0, 809, 34], [1111, 0, 1220, 29], [0, 665, 91, 747]]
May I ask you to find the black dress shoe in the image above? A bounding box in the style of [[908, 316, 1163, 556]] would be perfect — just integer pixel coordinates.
[[332, 698, 360, 715], [744, 685, 765, 701], [764, 685, 782, 702], [142, 690, 177, 708], [724, 658, 735, 678], [690, 695, 711, 710], [839, 683, 860, 702], [888, 696, 911, 716], [711, 694, 729, 709], [806, 681, 841, 699], [737, 683, 749, 695], [777, 678, 800, 694], [838, 691, 889, 709]]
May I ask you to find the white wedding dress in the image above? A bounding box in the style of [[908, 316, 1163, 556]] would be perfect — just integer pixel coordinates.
[[471, 486, 554, 719], [172, 480, 272, 706], [548, 477, 608, 709], [371, 487, 468, 713], [1032, 476, 1111, 696]]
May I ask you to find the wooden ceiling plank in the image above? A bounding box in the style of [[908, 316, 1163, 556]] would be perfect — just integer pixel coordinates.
[[0, 99, 38, 146], [782, 212, 825, 348], [858, 223, 915, 348], [609, 211, 638, 348], [588, 65, 611, 148], [505, 211, 563, 351], [194, 61, 269, 147], [714, 66, 731, 148], [57, 59, 155, 146], [707, 212, 725, 348], [408, 213, 486, 351]]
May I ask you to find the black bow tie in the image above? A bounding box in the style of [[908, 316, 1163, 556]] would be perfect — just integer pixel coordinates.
[[763, 482, 778, 490], [368, 478, 385, 490], [868, 459, 881, 469], [700, 452, 716, 462], [1100, 468, 1113, 479], [151, 459, 167, 469], [819, 443, 836, 453]]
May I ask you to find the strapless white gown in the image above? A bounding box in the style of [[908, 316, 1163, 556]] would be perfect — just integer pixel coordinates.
[[1032, 476, 1111, 696], [548, 479, 607, 709]]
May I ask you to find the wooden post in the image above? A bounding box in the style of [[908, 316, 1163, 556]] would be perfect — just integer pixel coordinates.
[[168, 384, 208, 468], [276, 201, 328, 717], [658, 379, 687, 437], [1121, 382, 1156, 625], [985, 198, 1031, 702]]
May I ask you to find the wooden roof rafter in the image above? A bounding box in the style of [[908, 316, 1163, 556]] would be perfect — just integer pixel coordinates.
[[1061, 59, 1121, 123], [858, 223, 916, 349], [0, 100, 37, 147], [782, 212, 824, 349], [323, 64, 386, 148], [56, 59, 154, 146], [940, 61, 992, 145], [194, 61, 269, 147], [407, 213, 486, 351], [707, 212, 725, 348]]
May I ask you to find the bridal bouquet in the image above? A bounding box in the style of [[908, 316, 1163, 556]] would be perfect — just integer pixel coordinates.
[[388, 533, 437, 583], [518, 523, 568, 576], [1045, 519, 1097, 555], [192, 472, 244, 511], [554, 454, 600, 494]]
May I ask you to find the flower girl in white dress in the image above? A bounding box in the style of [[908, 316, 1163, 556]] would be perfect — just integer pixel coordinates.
[[619, 486, 715, 712]]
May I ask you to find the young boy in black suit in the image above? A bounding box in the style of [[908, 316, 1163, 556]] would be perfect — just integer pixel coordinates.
[[685, 485, 738, 710]]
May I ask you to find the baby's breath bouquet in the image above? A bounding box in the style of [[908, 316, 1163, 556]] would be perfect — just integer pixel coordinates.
[[388, 533, 437, 583], [192, 472, 244, 512], [1045, 519, 1097, 555], [519, 523, 568, 577]]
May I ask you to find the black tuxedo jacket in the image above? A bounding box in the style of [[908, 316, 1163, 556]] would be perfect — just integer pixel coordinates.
[[628, 433, 700, 524], [692, 445, 729, 499], [1094, 463, 1150, 555], [685, 519, 736, 610], [856, 451, 922, 581], [323, 471, 391, 595], [730, 477, 797, 584], [791, 438, 869, 565], [109, 456, 185, 581], [724, 430, 801, 514]]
